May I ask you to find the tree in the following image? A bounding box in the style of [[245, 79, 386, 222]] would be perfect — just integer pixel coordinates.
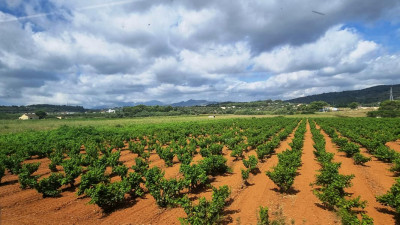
[[379, 100, 400, 111], [308, 101, 329, 111], [348, 102, 359, 109], [35, 110, 47, 119]]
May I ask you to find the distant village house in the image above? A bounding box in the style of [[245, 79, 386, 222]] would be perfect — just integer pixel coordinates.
[[19, 113, 39, 120], [107, 109, 116, 113]]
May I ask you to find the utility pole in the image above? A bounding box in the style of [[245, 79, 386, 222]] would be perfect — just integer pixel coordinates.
[[390, 86, 394, 101]]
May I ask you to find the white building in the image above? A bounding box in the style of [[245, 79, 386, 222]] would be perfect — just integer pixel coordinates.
[[107, 109, 116, 113]]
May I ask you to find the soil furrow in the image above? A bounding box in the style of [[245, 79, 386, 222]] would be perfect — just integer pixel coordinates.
[[318, 125, 396, 224]]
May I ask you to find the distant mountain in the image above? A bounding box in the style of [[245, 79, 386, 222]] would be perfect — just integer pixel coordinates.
[[170, 99, 217, 107], [286, 84, 400, 106], [132, 100, 165, 106], [91, 99, 216, 109]]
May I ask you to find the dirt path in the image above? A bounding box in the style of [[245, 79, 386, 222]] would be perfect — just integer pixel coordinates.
[[318, 125, 397, 224], [386, 140, 400, 152], [225, 122, 304, 224], [278, 121, 339, 224]]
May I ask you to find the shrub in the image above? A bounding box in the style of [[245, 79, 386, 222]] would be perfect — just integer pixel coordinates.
[[126, 172, 144, 197], [18, 162, 40, 189], [180, 185, 231, 225], [257, 206, 270, 225], [78, 165, 110, 196], [180, 164, 208, 191], [256, 142, 275, 161], [241, 168, 250, 183], [158, 146, 175, 167], [376, 178, 400, 214], [132, 157, 149, 175], [353, 153, 371, 165], [145, 167, 185, 207], [208, 144, 223, 155], [199, 155, 230, 176], [243, 155, 258, 174], [107, 151, 122, 167], [61, 158, 82, 186], [374, 145, 398, 162], [266, 165, 297, 192], [177, 152, 193, 165], [129, 142, 145, 155], [390, 158, 400, 174], [49, 150, 64, 172], [340, 142, 360, 157], [4, 154, 24, 174], [86, 180, 131, 211], [230, 145, 244, 160], [112, 164, 128, 178], [35, 173, 64, 197]]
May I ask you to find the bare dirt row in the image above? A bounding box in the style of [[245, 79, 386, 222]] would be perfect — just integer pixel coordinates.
[[317, 124, 397, 224]]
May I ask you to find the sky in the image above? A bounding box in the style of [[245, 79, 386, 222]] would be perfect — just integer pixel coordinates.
[[0, 0, 400, 108]]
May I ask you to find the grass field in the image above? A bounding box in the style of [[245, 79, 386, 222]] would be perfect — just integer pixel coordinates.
[[0, 108, 370, 134]]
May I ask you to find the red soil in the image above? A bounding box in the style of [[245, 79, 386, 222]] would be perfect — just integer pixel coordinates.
[[386, 140, 400, 152], [318, 125, 397, 224], [0, 122, 353, 225]]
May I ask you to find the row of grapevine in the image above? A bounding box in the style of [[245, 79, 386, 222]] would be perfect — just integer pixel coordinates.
[[316, 118, 400, 169], [309, 120, 373, 224], [317, 122, 371, 165], [266, 119, 306, 192]]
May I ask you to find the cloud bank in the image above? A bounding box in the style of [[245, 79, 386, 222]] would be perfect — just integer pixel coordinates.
[[0, 0, 399, 107]]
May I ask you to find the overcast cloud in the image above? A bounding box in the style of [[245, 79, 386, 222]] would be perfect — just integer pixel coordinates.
[[0, 0, 400, 107]]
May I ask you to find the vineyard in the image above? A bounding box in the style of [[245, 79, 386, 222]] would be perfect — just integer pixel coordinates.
[[1, 117, 400, 224]]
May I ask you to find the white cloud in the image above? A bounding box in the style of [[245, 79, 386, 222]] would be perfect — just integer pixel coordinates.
[[0, 0, 399, 107]]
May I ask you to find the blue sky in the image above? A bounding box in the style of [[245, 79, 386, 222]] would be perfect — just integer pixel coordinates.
[[0, 0, 399, 107]]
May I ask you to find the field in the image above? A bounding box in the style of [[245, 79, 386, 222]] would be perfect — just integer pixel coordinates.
[[1, 116, 400, 224], [0, 108, 371, 135]]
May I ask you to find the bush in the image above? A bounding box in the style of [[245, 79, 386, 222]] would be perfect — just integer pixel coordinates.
[[180, 164, 207, 191], [35, 173, 64, 197], [243, 155, 258, 174], [257, 206, 270, 225], [18, 163, 40, 189], [241, 168, 250, 183], [177, 152, 193, 165], [266, 165, 297, 192], [86, 180, 131, 211], [340, 142, 360, 157], [132, 157, 149, 175], [208, 144, 224, 155], [376, 178, 400, 214], [126, 172, 144, 197], [353, 153, 371, 165], [78, 165, 110, 196], [230, 144, 244, 160], [373, 145, 398, 162], [158, 146, 175, 167], [49, 150, 64, 172], [145, 167, 185, 207], [180, 185, 231, 225], [112, 164, 128, 178], [199, 155, 230, 176], [4, 154, 24, 174], [61, 158, 82, 186]]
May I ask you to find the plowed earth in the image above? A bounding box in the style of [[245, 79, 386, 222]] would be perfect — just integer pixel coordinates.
[[0, 121, 395, 224], [317, 124, 397, 224]]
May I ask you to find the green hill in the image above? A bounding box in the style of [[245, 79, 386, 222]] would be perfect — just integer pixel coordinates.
[[286, 84, 400, 106], [0, 104, 86, 114]]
